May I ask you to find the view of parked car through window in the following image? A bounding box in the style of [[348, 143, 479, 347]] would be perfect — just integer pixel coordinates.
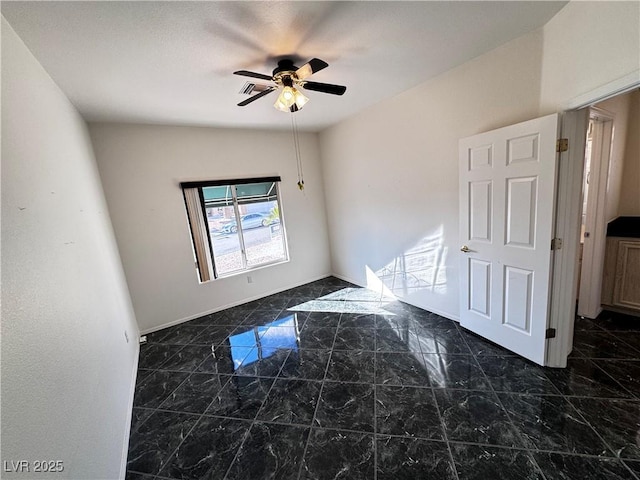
[[218, 212, 277, 234]]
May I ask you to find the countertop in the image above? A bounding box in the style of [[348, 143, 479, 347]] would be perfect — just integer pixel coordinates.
[[606, 216, 640, 238]]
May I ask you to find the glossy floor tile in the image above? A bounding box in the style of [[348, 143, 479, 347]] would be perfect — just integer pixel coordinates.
[[126, 278, 640, 479], [377, 436, 456, 479], [300, 428, 375, 479]]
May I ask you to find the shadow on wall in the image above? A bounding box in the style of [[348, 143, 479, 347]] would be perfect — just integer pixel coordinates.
[[366, 225, 449, 300]]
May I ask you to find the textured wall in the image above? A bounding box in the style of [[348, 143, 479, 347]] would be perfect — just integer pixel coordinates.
[[1, 17, 138, 479]]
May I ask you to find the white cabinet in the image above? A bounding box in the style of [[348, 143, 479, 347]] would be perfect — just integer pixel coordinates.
[[602, 237, 640, 313]]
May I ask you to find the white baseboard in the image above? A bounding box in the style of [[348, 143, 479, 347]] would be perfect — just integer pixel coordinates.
[[330, 272, 460, 323], [328, 272, 361, 287], [141, 270, 462, 336], [120, 342, 140, 479], [140, 273, 332, 335]]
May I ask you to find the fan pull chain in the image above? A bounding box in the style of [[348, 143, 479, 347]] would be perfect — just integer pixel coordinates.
[[291, 113, 305, 191]]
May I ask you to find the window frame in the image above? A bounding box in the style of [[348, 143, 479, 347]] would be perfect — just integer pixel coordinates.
[[181, 176, 288, 282]]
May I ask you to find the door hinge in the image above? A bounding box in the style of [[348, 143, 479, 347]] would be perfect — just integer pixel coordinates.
[[556, 138, 568, 153], [545, 328, 557, 339], [551, 238, 563, 250]]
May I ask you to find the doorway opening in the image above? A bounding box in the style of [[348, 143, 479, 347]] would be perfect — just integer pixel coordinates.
[[576, 108, 614, 319], [573, 88, 639, 322], [548, 85, 638, 368]]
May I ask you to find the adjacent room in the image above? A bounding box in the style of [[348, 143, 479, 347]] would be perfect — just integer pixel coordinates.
[[2, 1, 639, 479]]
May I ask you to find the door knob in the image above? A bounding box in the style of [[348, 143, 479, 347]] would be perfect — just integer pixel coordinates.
[[460, 245, 470, 253]]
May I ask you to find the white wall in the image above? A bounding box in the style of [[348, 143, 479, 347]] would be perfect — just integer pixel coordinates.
[[539, 1, 640, 113], [1, 17, 138, 479], [319, 30, 544, 319], [594, 92, 632, 222], [89, 123, 331, 333], [319, 0, 640, 320], [618, 90, 640, 216], [539, 0, 640, 224]]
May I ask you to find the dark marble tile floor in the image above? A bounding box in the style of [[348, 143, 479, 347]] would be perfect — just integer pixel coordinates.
[[127, 278, 640, 479]]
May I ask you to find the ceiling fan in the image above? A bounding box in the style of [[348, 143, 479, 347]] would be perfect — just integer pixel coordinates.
[[234, 58, 347, 112]]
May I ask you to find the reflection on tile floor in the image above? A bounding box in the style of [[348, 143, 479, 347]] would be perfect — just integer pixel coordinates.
[[127, 277, 640, 479]]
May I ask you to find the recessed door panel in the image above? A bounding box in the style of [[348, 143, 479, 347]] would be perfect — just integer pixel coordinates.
[[469, 144, 492, 171], [505, 177, 537, 248], [615, 241, 640, 309], [507, 134, 539, 165], [469, 181, 492, 242], [503, 266, 533, 334], [469, 259, 491, 317]]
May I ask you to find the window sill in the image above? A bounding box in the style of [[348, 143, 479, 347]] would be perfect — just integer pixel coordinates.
[[200, 257, 290, 283]]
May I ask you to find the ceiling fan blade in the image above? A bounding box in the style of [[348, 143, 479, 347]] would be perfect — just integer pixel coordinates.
[[295, 58, 329, 80], [237, 87, 276, 106], [300, 81, 346, 96], [233, 70, 273, 81]]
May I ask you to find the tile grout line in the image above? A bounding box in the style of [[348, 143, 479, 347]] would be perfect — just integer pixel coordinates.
[[149, 382, 222, 478], [221, 314, 297, 480], [457, 325, 536, 480], [586, 357, 638, 399], [591, 328, 640, 357], [295, 311, 342, 480], [201, 417, 426, 438], [218, 297, 321, 479], [373, 311, 378, 480], [556, 342, 640, 462], [621, 459, 640, 480], [219, 386, 275, 480], [138, 310, 262, 478], [130, 354, 231, 434], [457, 326, 551, 480], [428, 384, 460, 480], [141, 343, 189, 375], [443, 439, 621, 458], [151, 346, 246, 478], [555, 380, 630, 461], [424, 321, 460, 480]]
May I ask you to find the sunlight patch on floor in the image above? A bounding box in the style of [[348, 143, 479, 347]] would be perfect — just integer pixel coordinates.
[[287, 287, 396, 315]]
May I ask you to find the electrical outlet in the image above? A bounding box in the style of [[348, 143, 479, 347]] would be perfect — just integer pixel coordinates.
[[124, 330, 129, 343], [247, 275, 253, 284]]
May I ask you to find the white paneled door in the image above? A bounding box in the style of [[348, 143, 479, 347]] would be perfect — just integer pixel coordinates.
[[459, 114, 559, 365]]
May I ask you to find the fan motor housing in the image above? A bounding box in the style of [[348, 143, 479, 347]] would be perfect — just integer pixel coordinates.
[[273, 59, 298, 76]]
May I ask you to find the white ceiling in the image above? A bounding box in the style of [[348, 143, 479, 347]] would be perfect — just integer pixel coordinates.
[[2, 1, 566, 132]]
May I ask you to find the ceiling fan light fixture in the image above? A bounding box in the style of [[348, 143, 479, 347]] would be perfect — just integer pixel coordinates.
[[274, 86, 295, 111], [293, 88, 309, 109], [273, 96, 291, 112], [273, 86, 308, 112], [282, 86, 295, 103]]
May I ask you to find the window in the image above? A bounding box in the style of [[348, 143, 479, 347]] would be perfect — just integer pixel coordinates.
[[181, 177, 288, 282]]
